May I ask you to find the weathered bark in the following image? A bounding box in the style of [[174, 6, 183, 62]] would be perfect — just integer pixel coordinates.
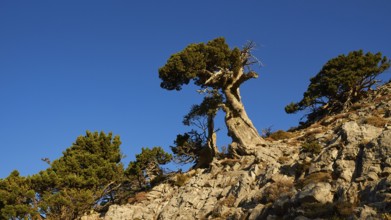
[[221, 68, 265, 157], [194, 115, 218, 169], [207, 114, 218, 157]]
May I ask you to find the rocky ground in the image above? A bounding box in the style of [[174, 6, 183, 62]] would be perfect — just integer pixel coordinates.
[[82, 82, 391, 220]]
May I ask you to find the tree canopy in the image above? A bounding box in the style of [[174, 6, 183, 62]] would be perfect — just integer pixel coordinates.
[[285, 50, 390, 120], [0, 171, 38, 220]]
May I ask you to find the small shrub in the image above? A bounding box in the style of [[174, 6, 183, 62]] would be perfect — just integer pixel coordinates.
[[320, 113, 349, 126], [269, 130, 293, 140], [363, 116, 387, 127], [302, 141, 322, 155], [351, 102, 369, 110], [174, 173, 190, 187], [298, 172, 332, 188], [278, 156, 291, 164], [261, 126, 273, 138], [335, 201, 356, 217], [262, 174, 294, 203], [305, 128, 324, 137], [220, 194, 236, 207]]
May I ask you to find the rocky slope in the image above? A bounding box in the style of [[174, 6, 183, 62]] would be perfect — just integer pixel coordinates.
[[82, 82, 391, 220]]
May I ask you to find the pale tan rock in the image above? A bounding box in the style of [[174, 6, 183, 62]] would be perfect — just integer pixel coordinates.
[[296, 182, 333, 204], [81, 83, 391, 220]]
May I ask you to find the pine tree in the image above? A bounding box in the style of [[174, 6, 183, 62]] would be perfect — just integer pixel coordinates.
[[286, 50, 390, 121], [31, 131, 124, 219]]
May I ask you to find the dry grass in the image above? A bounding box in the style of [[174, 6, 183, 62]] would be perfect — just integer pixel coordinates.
[[351, 102, 371, 111], [298, 172, 332, 188], [307, 122, 324, 130], [363, 115, 388, 128], [269, 130, 294, 141], [302, 128, 324, 141], [220, 194, 236, 207], [375, 107, 386, 115], [374, 94, 391, 102], [335, 201, 356, 217], [210, 195, 237, 219], [262, 174, 294, 203], [220, 158, 240, 167], [382, 213, 391, 220], [320, 113, 349, 126], [295, 160, 312, 178], [278, 156, 291, 164], [127, 191, 148, 204]]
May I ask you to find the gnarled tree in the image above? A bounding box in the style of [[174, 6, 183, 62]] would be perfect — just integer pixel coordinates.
[[159, 37, 265, 156]]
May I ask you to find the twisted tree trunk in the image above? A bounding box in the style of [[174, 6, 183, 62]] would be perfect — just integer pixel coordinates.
[[207, 114, 218, 157], [221, 69, 265, 157], [194, 114, 219, 169]]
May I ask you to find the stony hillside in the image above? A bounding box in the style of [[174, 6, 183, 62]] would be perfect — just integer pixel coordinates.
[[83, 82, 391, 220]]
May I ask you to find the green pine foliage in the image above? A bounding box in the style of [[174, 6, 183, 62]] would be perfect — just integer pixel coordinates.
[[170, 92, 222, 166], [158, 37, 243, 91], [302, 141, 322, 155], [159, 37, 264, 158], [32, 131, 124, 218], [0, 131, 174, 219], [0, 131, 126, 219], [171, 130, 205, 164], [0, 171, 38, 220], [286, 50, 390, 120], [126, 147, 172, 189]]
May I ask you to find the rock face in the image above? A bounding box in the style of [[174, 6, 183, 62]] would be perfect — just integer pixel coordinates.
[[82, 83, 391, 219]]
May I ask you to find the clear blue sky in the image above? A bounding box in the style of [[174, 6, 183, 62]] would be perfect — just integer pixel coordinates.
[[1, 1, 390, 178]]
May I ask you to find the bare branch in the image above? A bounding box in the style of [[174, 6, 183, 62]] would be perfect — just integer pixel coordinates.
[[218, 103, 229, 113], [241, 40, 263, 72], [232, 71, 258, 89], [205, 69, 224, 85], [200, 69, 214, 76]]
